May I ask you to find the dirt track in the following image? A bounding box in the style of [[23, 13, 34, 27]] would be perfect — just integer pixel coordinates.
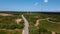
[[35, 18, 56, 34], [35, 19, 46, 26], [22, 15, 29, 34]]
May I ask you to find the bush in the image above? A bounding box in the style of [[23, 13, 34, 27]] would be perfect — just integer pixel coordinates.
[[6, 24, 17, 29], [17, 22, 24, 29]]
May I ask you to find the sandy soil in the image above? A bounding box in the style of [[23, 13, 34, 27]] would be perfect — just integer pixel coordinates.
[[52, 31, 56, 34], [0, 13, 14, 16], [35, 19, 40, 26], [35, 19, 46, 27], [15, 19, 22, 24]]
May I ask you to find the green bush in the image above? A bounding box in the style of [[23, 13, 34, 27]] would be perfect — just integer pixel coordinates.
[[6, 24, 16, 29], [17, 22, 24, 29]]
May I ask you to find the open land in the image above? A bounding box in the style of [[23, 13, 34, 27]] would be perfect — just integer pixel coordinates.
[[0, 11, 60, 34]]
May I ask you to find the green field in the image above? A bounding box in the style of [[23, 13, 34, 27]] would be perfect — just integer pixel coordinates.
[[0, 12, 60, 34]]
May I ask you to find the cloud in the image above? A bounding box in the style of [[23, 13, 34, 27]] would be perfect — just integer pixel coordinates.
[[34, 2, 39, 6], [44, 0, 48, 3]]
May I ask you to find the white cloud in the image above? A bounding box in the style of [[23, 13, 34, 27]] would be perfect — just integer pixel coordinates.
[[44, 0, 48, 3], [34, 2, 39, 6]]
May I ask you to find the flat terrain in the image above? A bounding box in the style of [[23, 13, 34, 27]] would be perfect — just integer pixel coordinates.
[[0, 12, 60, 34]]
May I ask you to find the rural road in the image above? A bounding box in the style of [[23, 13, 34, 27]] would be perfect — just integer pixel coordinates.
[[22, 15, 29, 34]]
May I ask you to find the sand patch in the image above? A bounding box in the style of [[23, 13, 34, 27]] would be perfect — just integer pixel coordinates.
[[52, 31, 56, 34], [0, 13, 14, 16], [15, 19, 22, 24]]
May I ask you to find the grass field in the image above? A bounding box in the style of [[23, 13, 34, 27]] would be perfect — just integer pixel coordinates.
[[0, 29, 22, 34], [39, 20, 60, 32]]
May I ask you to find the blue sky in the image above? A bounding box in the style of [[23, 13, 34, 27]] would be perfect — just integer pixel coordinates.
[[0, 0, 60, 12]]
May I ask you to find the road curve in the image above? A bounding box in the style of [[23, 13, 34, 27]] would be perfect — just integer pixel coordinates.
[[22, 15, 29, 34]]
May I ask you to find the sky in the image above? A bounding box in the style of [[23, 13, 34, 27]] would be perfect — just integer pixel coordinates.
[[0, 0, 60, 12]]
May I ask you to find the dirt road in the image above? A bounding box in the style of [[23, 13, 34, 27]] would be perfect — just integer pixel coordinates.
[[22, 15, 29, 34]]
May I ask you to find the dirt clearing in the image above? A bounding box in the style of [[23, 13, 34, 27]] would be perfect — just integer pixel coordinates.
[[0, 13, 14, 16]]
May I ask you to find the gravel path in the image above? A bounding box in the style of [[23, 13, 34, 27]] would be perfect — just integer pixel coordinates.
[[22, 15, 29, 34]]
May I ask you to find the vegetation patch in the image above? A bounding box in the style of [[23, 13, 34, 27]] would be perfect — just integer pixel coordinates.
[[39, 20, 60, 32]]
